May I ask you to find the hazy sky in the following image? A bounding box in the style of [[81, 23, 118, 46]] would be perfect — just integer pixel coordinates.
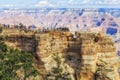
[[0, 0, 120, 8]]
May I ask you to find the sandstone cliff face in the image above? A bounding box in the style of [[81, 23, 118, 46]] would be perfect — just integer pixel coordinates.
[[36, 31, 119, 80], [75, 32, 119, 80], [4, 35, 36, 52], [2, 29, 36, 52], [2, 30, 119, 80]]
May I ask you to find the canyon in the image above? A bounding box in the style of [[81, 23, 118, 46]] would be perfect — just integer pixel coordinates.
[[1, 28, 119, 80], [0, 8, 120, 54]]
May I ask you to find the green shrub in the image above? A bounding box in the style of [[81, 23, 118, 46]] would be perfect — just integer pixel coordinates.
[[0, 37, 39, 80], [0, 25, 2, 33]]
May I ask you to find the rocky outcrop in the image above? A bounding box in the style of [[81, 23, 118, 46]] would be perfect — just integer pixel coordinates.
[[1, 29, 36, 52], [95, 36, 119, 80], [75, 32, 119, 80], [1, 29, 119, 80], [35, 31, 119, 80], [35, 32, 70, 58]]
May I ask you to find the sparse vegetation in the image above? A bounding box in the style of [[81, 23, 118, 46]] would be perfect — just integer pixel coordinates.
[[0, 36, 39, 80], [46, 53, 72, 80], [0, 25, 3, 33]]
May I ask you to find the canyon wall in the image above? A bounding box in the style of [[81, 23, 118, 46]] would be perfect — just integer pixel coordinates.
[[1, 29, 119, 80]]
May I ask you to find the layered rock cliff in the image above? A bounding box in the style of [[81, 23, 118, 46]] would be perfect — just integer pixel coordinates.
[[1, 29, 119, 80]]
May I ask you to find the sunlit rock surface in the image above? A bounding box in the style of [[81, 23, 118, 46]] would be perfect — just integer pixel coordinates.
[[1, 29, 119, 80]]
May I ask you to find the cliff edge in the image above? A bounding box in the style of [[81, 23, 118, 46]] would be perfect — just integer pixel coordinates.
[[1, 29, 119, 80]]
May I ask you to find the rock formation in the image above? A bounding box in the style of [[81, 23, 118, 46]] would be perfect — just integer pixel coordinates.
[[75, 32, 119, 80], [1, 29, 119, 80]]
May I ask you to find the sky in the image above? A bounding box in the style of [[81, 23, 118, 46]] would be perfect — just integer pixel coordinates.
[[0, 0, 120, 8]]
